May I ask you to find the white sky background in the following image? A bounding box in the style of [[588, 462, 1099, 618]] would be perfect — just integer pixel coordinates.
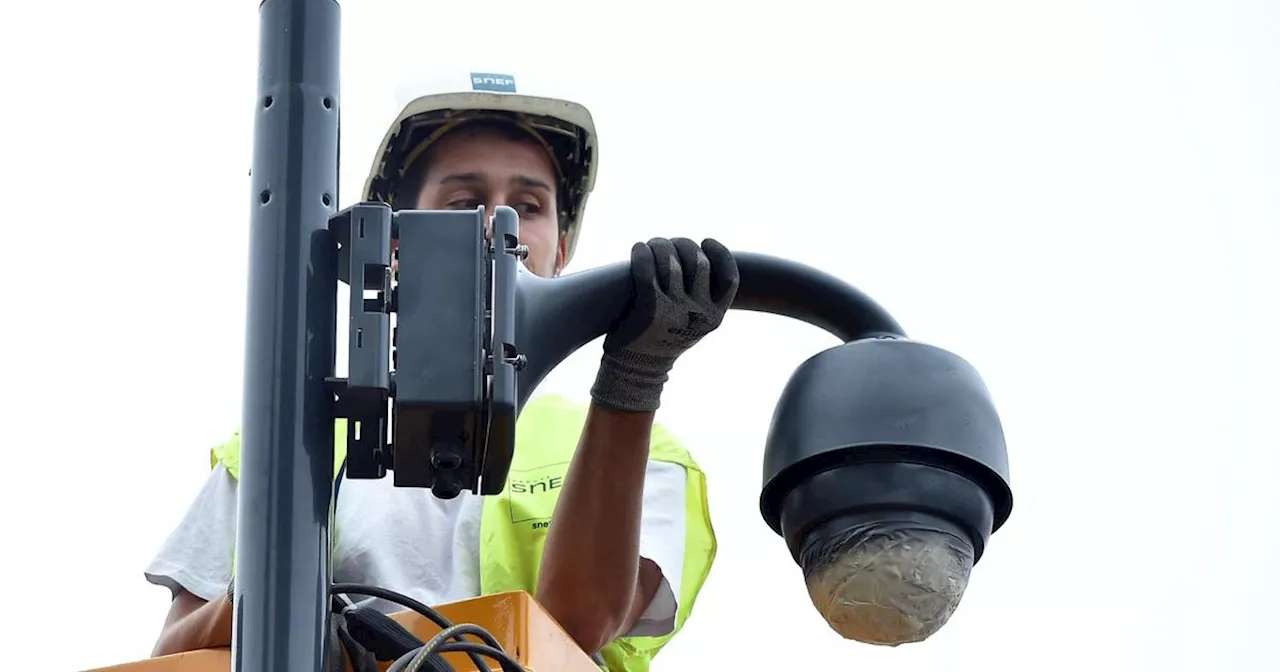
[[1, 0, 1277, 670]]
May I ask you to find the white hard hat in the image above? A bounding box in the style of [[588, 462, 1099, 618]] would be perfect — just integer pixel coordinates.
[[362, 70, 599, 266]]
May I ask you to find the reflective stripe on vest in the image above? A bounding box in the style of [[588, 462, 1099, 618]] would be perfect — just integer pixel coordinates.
[[210, 394, 715, 672]]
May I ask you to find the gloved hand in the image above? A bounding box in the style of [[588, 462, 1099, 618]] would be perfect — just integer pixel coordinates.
[[591, 237, 740, 412]]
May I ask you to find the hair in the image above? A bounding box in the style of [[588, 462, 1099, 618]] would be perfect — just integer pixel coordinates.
[[392, 119, 569, 233]]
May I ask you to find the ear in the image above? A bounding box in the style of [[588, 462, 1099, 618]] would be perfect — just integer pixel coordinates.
[[552, 232, 569, 277]]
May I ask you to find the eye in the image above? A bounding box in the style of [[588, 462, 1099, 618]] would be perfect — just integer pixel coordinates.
[[446, 198, 483, 210], [514, 202, 543, 216]]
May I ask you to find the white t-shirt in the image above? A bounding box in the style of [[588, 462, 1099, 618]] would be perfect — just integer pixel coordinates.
[[145, 457, 689, 639]]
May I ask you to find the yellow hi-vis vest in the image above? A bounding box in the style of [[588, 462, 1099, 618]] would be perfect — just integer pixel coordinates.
[[210, 394, 716, 672]]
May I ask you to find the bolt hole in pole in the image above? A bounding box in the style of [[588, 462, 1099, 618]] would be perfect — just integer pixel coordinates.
[[323, 193, 332, 207], [263, 95, 273, 108], [323, 96, 333, 110], [259, 189, 271, 205]]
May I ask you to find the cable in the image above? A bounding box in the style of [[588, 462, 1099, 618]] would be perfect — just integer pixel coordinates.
[[386, 642, 523, 672], [387, 649, 424, 672], [405, 624, 526, 672], [331, 583, 454, 632], [332, 583, 500, 672], [386, 647, 451, 672], [431, 642, 525, 672]]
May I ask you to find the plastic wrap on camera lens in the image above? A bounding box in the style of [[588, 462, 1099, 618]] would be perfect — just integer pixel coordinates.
[[801, 521, 974, 646]]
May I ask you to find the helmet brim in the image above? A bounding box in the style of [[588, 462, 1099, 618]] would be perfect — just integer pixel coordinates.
[[362, 91, 598, 267]]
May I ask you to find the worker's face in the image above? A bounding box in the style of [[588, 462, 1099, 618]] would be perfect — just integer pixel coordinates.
[[404, 127, 567, 278]]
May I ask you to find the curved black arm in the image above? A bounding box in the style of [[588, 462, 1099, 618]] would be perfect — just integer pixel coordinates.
[[731, 252, 906, 342], [513, 251, 907, 412]]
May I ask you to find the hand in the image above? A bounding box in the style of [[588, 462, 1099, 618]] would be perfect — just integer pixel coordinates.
[[591, 237, 740, 412]]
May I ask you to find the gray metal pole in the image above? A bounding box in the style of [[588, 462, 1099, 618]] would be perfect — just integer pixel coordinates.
[[233, 0, 341, 670]]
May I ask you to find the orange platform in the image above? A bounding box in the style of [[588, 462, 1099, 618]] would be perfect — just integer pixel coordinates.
[[88, 591, 599, 672]]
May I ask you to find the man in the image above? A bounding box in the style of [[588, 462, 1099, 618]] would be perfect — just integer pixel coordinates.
[[144, 71, 737, 671]]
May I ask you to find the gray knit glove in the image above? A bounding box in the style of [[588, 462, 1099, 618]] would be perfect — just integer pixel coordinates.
[[591, 237, 740, 412]]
